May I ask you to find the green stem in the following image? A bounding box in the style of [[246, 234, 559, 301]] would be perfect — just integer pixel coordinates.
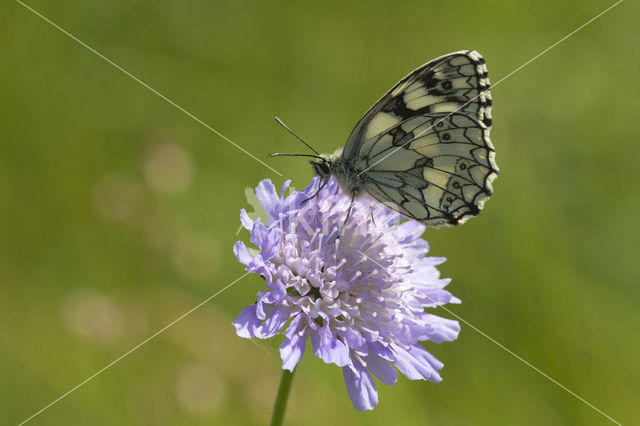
[[270, 368, 296, 426]]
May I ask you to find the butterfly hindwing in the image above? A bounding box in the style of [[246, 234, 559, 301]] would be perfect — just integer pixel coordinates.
[[341, 50, 498, 226], [362, 113, 496, 225]]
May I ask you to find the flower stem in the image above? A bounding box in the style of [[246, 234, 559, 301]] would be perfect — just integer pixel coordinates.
[[270, 368, 296, 426]]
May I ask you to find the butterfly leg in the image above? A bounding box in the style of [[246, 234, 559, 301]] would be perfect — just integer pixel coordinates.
[[337, 192, 357, 238], [301, 178, 329, 205], [369, 198, 377, 227]]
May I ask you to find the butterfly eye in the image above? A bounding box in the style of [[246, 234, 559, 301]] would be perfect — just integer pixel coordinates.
[[322, 161, 332, 174], [312, 160, 331, 177]]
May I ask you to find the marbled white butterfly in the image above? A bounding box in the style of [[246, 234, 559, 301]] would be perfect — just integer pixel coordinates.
[[270, 50, 498, 227]]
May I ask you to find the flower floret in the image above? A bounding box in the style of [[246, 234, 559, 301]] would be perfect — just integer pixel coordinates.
[[233, 177, 460, 410]]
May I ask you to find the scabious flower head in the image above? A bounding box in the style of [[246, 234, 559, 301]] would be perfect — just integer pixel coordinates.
[[233, 177, 460, 410]]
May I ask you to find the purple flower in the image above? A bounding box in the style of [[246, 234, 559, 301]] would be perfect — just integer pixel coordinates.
[[233, 177, 461, 410]]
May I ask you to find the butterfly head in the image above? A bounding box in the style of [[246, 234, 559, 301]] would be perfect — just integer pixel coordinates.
[[310, 156, 333, 179]]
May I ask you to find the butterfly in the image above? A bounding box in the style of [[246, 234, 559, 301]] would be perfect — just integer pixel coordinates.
[[270, 50, 498, 227]]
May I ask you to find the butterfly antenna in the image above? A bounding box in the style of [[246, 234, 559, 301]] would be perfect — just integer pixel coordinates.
[[274, 116, 320, 155], [267, 153, 323, 159]]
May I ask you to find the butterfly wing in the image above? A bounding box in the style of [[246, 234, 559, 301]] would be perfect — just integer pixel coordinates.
[[342, 50, 498, 226]]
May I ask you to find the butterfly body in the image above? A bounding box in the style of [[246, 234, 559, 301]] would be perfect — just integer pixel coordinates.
[[310, 50, 498, 227]]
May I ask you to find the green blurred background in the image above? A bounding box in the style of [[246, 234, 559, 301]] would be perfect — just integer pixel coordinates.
[[1, 0, 638, 424]]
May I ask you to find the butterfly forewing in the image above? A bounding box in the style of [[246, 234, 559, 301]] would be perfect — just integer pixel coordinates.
[[343, 50, 498, 226]]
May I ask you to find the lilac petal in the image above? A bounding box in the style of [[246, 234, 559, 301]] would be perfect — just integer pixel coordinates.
[[257, 308, 291, 338], [389, 347, 422, 380], [281, 334, 306, 371], [259, 226, 281, 261], [342, 328, 367, 353], [284, 314, 304, 339], [406, 238, 430, 254], [391, 344, 442, 382], [279, 178, 312, 213], [343, 355, 378, 411], [232, 304, 260, 338], [233, 241, 253, 266], [245, 256, 273, 286], [249, 219, 268, 247], [267, 278, 287, 303], [247, 219, 280, 265], [368, 341, 394, 361], [421, 314, 460, 343], [255, 291, 277, 320], [362, 354, 397, 385], [255, 179, 279, 221], [311, 324, 349, 367], [279, 179, 292, 199], [410, 345, 444, 371], [419, 289, 455, 307], [425, 257, 447, 266], [280, 317, 307, 371], [394, 220, 427, 244], [240, 209, 254, 230]]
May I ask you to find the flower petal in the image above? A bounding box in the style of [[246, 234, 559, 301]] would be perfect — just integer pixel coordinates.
[[257, 308, 291, 338], [391, 344, 443, 382], [279, 179, 292, 199], [343, 355, 378, 411], [249, 219, 268, 247], [362, 354, 397, 385], [394, 220, 427, 244], [280, 316, 307, 371], [342, 327, 367, 353], [255, 179, 279, 222], [233, 241, 253, 266], [421, 314, 461, 343], [311, 324, 350, 367], [232, 304, 260, 338], [240, 208, 254, 230]]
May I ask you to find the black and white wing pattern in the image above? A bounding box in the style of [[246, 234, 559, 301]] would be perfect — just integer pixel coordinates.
[[345, 50, 498, 227]]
